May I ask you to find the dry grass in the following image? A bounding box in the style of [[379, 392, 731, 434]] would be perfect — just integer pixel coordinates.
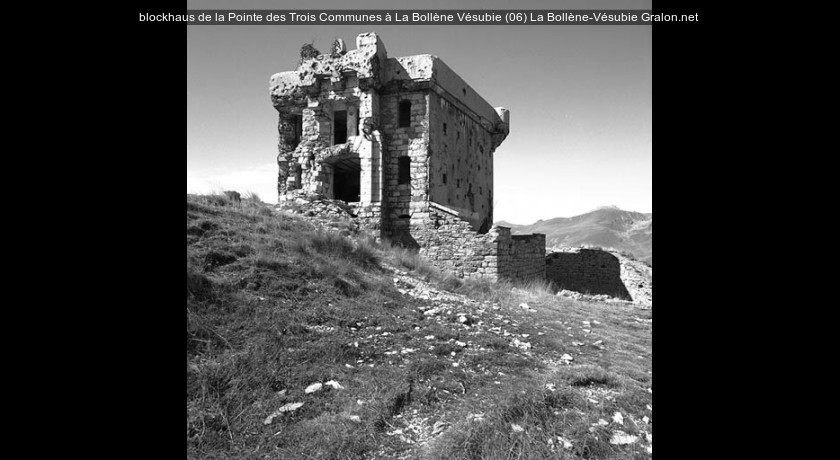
[[186, 194, 652, 459]]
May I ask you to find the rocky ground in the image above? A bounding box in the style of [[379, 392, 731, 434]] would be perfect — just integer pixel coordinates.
[[188, 194, 652, 459], [372, 265, 653, 458], [617, 254, 652, 307]]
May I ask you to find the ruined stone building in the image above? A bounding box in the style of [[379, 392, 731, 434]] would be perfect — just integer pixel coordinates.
[[270, 33, 545, 281]]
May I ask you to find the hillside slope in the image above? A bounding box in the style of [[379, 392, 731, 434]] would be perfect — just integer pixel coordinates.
[[187, 194, 652, 459], [498, 207, 652, 264]]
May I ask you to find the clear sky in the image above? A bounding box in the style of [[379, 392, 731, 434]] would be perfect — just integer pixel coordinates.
[[187, 0, 651, 225]]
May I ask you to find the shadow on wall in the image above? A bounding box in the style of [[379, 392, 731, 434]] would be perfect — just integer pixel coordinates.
[[545, 249, 632, 301], [390, 217, 420, 250]]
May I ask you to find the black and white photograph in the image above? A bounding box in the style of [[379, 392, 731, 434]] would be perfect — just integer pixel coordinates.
[[185, 0, 659, 458]]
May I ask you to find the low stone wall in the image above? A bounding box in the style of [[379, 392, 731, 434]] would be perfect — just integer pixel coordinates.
[[414, 203, 545, 282], [545, 249, 632, 300], [499, 233, 546, 282], [415, 205, 498, 279]]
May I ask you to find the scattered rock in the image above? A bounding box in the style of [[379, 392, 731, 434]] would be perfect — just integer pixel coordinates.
[[557, 436, 574, 449], [511, 338, 532, 350], [609, 431, 638, 445], [304, 383, 323, 394], [511, 424, 525, 433], [263, 402, 304, 424], [612, 412, 624, 425], [325, 380, 344, 390]]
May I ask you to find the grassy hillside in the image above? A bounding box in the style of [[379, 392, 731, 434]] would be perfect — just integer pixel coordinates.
[[187, 194, 652, 459], [498, 207, 652, 265]]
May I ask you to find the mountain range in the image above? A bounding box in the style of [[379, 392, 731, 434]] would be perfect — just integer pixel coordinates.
[[497, 206, 652, 265]]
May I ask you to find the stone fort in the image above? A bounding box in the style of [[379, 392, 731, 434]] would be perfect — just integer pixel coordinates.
[[269, 33, 542, 283]]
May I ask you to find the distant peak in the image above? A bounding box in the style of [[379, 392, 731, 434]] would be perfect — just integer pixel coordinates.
[[591, 205, 621, 212]]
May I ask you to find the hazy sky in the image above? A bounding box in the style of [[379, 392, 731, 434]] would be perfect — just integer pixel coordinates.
[[187, 0, 651, 224]]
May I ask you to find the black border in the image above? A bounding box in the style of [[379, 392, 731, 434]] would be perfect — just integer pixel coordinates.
[[111, 1, 725, 456]]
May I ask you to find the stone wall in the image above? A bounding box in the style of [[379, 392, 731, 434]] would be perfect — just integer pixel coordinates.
[[271, 33, 387, 205], [348, 202, 382, 232], [545, 249, 632, 300], [427, 91, 496, 233], [275, 76, 375, 200], [412, 203, 545, 282], [379, 90, 430, 240], [499, 233, 547, 282], [415, 204, 498, 278]]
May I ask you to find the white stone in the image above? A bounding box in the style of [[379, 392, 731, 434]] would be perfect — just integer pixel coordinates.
[[304, 383, 323, 394], [557, 436, 573, 449], [325, 380, 344, 390], [263, 402, 305, 425], [609, 431, 638, 445]]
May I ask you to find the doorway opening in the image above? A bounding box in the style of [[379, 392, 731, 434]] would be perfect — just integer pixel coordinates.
[[332, 157, 361, 202]]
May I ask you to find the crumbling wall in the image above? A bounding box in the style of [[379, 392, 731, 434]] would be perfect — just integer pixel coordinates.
[[415, 205, 498, 278], [275, 76, 370, 199], [499, 233, 547, 282], [545, 249, 632, 300], [271, 33, 387, 205], [412, 203, 545, 282]]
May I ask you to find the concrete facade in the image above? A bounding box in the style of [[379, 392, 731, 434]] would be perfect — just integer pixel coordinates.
[[270, 33, 543, 282]]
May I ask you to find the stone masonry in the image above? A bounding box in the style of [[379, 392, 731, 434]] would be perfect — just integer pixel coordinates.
[[545, 249, 632, 300], [270, 33, 544, 282]]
